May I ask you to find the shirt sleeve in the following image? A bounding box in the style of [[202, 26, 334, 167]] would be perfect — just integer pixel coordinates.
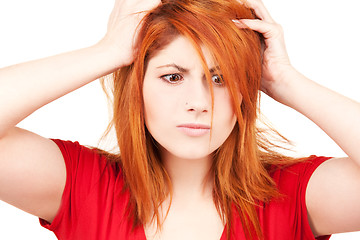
[[297, 156, 332, 240], [38, 139, 111, 239], [267, 155, 332, 240]]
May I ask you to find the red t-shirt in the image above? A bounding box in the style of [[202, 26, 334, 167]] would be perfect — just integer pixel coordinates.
[[40, 139, 331, 240]]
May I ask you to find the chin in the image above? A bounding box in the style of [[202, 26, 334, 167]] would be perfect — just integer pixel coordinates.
[[164, 147, 215, 161], [178, 153, 211, 161]]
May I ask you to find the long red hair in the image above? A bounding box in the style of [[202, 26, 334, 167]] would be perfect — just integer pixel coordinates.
[[101, 0, 297, 238]]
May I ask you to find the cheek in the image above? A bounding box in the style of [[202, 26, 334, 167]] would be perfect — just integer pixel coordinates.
[[211, 90, 239, 144], [142, 79, 177, 132], [215, 90, 238, 123], [143, 81, 160, 128]]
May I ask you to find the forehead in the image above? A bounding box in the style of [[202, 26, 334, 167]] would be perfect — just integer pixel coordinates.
[[147, 35, 217, 69]]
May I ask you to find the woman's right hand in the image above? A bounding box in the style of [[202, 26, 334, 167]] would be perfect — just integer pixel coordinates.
[[98, 0, 161, 67], [0, 1, 161, 224]]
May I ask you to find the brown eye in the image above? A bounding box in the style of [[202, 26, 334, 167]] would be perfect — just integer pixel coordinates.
[[212, 74, 224, 86], [161, 74, 183, 83]]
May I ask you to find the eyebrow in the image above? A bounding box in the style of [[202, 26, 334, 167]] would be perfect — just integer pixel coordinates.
[[157, 64, 188, 73], [156, 63, 221, 74]]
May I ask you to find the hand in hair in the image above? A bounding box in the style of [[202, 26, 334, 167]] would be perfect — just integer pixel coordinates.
[[237, 1, 360, 237], [232, 0, 295, 102], [99, 0, 161, 66]]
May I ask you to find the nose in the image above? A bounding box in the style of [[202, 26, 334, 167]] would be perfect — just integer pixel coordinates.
[[185, 78, 211, 114]]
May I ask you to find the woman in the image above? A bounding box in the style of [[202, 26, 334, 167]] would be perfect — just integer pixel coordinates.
[[0, 0, 359, 239]]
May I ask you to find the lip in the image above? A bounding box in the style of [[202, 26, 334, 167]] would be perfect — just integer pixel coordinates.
[[176, 123, 211, 137]]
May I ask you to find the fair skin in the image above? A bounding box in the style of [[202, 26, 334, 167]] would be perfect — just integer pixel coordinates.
[[0, 1, 360, 240], [142, 36, 236, 239]]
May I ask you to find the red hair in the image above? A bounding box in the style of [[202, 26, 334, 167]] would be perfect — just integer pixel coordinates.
[[101, 0, 298, 238]]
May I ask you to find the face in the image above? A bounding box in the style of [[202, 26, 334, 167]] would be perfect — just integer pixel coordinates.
[[143, 35, 239, 161]]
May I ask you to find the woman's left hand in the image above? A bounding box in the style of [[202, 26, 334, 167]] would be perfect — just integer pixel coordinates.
[[233, 0, 298, 102], [234, 1, 360, 237]]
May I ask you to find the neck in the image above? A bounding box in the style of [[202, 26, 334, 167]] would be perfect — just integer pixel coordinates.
[[161, 149, 214, 200]]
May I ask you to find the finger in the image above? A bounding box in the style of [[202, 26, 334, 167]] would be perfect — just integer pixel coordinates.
[[238, 0, 275, 23], [233, 19, 282, 40], [131, 0, 162, 14]]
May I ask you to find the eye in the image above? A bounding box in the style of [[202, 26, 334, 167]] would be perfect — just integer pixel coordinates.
[[160, 73, 183, 84], [212, 74, 224, 86]]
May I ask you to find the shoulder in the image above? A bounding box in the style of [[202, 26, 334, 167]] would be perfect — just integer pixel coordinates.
[[270, 156, 331, 188], [306, 157, 360, 236], [266, 155, 332, 210], [40, 139, 126, 235], [51, 138, 120, 176], [258, 156, 332, 239]]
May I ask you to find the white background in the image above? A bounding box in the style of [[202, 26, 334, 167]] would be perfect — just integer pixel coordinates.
[[0, 0, 359, 239]]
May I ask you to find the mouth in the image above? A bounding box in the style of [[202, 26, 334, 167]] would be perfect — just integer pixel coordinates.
[[176, 123, 211, 137]]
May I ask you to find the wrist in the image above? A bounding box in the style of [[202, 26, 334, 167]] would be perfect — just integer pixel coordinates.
[[261, 65, 301, 101], [94, 37, 134, 70], [92, 41, 124, 71], [262, 66, 306, 106]]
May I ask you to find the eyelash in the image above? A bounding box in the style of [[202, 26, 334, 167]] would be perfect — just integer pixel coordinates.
[[160, 73, 225, 86]]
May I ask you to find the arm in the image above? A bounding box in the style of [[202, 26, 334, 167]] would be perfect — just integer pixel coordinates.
[[267, 64, 360, 237], [0, 0, 160, 223], [0, 45, 120, 136], [234, 0, 360, 236]]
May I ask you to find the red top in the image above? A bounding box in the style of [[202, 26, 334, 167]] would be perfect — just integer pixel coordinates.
[[40, 139, 331, 240]]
